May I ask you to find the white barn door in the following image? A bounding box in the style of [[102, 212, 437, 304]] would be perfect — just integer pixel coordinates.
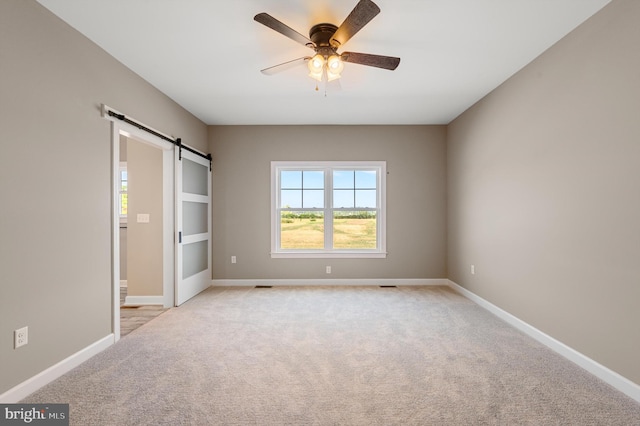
[[175, 148, 211, 306]]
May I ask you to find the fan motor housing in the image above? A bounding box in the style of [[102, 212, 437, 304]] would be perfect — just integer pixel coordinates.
[[309, 23, 339, 53]]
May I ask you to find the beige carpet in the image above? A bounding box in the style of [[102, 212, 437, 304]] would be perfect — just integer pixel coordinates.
[[23, 286, 640, 425]]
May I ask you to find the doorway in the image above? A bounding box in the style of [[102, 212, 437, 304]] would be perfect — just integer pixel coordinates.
[[110, 118, 175, 342], [118, 136, 170, 336]]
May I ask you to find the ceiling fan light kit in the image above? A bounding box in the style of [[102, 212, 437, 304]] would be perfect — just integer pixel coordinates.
[[307, 54, 344, 82], [254, 0, 400, 88]]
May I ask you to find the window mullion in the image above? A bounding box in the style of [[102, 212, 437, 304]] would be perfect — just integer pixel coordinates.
[[352, 170, 356, 209], [325, 167, 332, 251]]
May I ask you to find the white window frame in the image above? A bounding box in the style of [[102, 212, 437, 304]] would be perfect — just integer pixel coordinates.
[[271, 161, 387, 258]]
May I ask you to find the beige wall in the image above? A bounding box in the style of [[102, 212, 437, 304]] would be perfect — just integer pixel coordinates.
[[447, 0, 640, 385], [209, 125, 447, 281], [0, 0, 206, 394], [126, 138, 164, 297]]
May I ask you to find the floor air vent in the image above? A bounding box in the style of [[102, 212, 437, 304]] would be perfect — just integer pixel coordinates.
[[255, 285, 273, 289], [379, 285, 397, 288]]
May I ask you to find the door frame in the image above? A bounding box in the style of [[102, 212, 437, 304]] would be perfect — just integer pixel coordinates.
[[107, 107, 175, 341]]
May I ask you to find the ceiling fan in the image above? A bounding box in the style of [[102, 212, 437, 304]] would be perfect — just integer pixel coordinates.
[[254, 0, 400, 84]]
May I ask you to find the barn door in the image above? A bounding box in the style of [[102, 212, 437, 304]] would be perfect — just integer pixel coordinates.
[[175, 148, 211, 305]]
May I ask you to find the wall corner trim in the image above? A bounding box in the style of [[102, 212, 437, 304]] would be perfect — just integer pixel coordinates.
[[211, 278, 449, 287], [0, 334, 114, 403], [447, 280, 640, 403]]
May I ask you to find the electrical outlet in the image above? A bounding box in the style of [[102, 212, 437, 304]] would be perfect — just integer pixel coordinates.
[[231, 256, 237, 264], [14, 326, 28, 349], [326, 266, 331, 274], [471, 265, 475, 275]]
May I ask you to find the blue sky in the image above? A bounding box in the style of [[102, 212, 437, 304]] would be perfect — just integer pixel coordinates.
[[280, 170, 377, 209]]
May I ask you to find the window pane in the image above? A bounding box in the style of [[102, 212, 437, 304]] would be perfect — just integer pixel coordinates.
[[120, 194, 128, 215], [355, 170, 376, 188], [333, 189, 354, 208], [302, 189, 324, 208], [282, 170, 324, 208], [281, 190, 301, 208], [183, 201, 208, 236], [333, 211, 377, 249], [183, 240, 208, 279], [303, 171, 324, 189], [281, 171, 301, 188], [333, 170, 354, 189], [182, 158, 208, 196], [280, 211, 324, 249], [355, 190, 376, 208]]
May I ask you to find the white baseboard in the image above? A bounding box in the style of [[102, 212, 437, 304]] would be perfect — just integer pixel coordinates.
[[447, 280, 640, 403], [123, 295, 164, 306], [211, 278, 449, 287], [0, 334, 114, 403]]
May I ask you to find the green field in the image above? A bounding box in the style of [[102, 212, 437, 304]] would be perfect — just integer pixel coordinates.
[[281, 217, 376, 249]]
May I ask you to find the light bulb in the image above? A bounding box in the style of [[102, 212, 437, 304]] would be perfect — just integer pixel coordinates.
[[308, 54, 325, 73], [327, 55, 344, 74], [307, 54, 325, 82]]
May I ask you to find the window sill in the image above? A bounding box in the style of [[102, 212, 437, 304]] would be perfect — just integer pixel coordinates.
[[271, 251, 387, 259]]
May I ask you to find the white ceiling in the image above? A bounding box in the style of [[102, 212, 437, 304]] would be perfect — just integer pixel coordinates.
[[37, 0, 610, 125]]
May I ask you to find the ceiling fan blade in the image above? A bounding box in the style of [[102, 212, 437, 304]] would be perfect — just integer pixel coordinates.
[[260, 57, 311, 75], [341, 52, 400, 70], [254, 13, 314, 48], [330, 0, 380, 48]]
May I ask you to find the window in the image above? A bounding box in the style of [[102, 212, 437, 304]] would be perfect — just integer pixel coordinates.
[[119, 162, 128, 224], [271, 161, 386, 258]]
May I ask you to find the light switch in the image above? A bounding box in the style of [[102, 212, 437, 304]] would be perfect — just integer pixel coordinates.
[[137, 213, 150, 223]]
